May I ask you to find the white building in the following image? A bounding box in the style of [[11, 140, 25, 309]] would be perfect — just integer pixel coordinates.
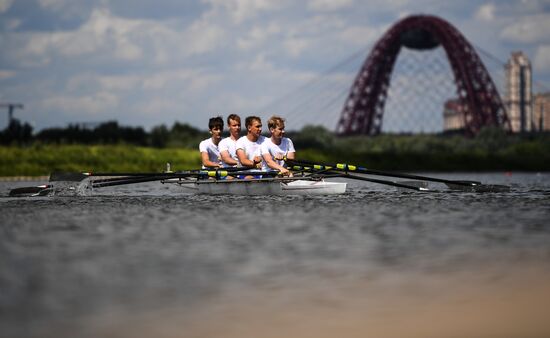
[[534, 92, 550, 131], [442, 99, 466, 131], [505, 51, 533, 133]]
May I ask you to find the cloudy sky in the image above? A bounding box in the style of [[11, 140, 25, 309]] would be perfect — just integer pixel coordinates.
[[0, 0, 549, 132]]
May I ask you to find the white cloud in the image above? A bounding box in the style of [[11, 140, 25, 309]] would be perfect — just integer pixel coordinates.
[[82, 8, 144, 60], [135, 96, 181, 117], [42, 91, 119, 116], [0, 70, 16, 80], [114, 37, 143, 60], [38, 0, 67, 9], [5, 18, 20, 30], [181, 17, 225, 57], [474, 3, 495, 21], [534, 45, 550, 73], [37, 0, 95, 20], [97, 75, 139, 91], [242, 53, 275, 72], [501, 14, 550, 44], [17, 7, 225, 67], [289, 14, 346, 36], [64, 72, 139, 93], [237, 22, 281, 50], [66, 68, 221, 94], [204, 91, 274, 116], [0, 0, 13, 13], [338, 25, 385, 46], [307, 0, 354, 12], [275, 14, 354, 57], [141, 69, 221, 92], [22, 8, 143, 60], [204, 0, 285, 24], [283, 37, 310, 57], [396, 11, 411, 20]]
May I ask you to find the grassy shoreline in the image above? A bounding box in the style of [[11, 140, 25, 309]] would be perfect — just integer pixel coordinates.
[[2, 132, 550, 176], [0, 145, 201, 176]]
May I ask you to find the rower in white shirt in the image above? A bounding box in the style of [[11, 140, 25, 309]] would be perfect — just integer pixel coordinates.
[[261, 115, 295, 176], [236, 116, 265, 170], [198, 116, 223, 169], [218, 114, 241, 168]]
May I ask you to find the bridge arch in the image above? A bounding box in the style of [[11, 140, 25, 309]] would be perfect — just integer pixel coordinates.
[[336, 15, 510, 135]]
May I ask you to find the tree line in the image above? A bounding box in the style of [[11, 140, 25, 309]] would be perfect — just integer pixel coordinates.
[[2, 118, 549, 170], [0, 118, 341, 150], [0, 119, 208, 148]]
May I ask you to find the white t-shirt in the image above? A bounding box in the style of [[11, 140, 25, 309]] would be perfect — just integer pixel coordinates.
[[199, 137, 220, 168], [218, 137, 238, 167], [235, 135, 265, 165], [261, 137, 295, 170]]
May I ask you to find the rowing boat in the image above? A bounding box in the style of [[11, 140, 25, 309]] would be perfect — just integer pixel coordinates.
[[7, 158, 510, 198], [166, 177, 347, 195]]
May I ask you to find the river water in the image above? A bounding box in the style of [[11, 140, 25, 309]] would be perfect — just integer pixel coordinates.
[[1, 172, 550, 338]]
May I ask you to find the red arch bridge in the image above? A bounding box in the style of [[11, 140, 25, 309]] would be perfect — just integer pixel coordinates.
[[336, 14, 511, 136]]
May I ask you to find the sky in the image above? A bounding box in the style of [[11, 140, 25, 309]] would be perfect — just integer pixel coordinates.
[[0, 0, 549, 132]]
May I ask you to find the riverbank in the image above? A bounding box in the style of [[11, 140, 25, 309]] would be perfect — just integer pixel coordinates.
[[0, 145, 201, 177], [0, 176, 49, 182], [1, 129, 550, 176], [291, 127, 550, 172]]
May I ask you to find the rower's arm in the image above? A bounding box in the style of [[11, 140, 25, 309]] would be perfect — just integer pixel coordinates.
[[201, 152, 220, 168], [262, 153, 291, 176], [262, 153, 287, 172], [236, 149, 256, 167], [285, 152, 295, 160], [220, 150, 238, 166]]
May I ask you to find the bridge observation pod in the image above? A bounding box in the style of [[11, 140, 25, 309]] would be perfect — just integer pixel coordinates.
[[336, 15, 510, 136]]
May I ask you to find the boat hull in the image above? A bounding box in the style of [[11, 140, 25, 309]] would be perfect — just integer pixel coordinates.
[[179, 179, 346, 195]]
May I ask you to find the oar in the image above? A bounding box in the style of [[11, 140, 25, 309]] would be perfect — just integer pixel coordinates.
[[50, 171, 200, 182], [287, 158, 479, 185], [91, 175, 179, 188], [49, 166, 252, 182], [8, 184, 53, 197], [337, 172, 431, 191], [287, 158, 480, 186], [9, 173, 193, 195], [8, 169, 282, 196], [287, 159, 510, 192], [61, 170, 281, 189]]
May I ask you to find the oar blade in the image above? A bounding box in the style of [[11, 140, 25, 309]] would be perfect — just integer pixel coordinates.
[[8, 185, 52, 197], [335, 172, 432, 192], [472, 184, 511, 193], [445, 182, 510, 192], [396, 180, 429, 192]]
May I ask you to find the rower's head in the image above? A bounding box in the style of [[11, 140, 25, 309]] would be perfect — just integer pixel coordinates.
[[208, 116, 224, 141], [268, 115, 285, 139], [245, 116, 262, 138], [227, 114, 241, 137]]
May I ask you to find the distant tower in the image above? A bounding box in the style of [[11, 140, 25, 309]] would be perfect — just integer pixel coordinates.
[[533, 92, 550, 131], [505, 52, 533, 133]]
